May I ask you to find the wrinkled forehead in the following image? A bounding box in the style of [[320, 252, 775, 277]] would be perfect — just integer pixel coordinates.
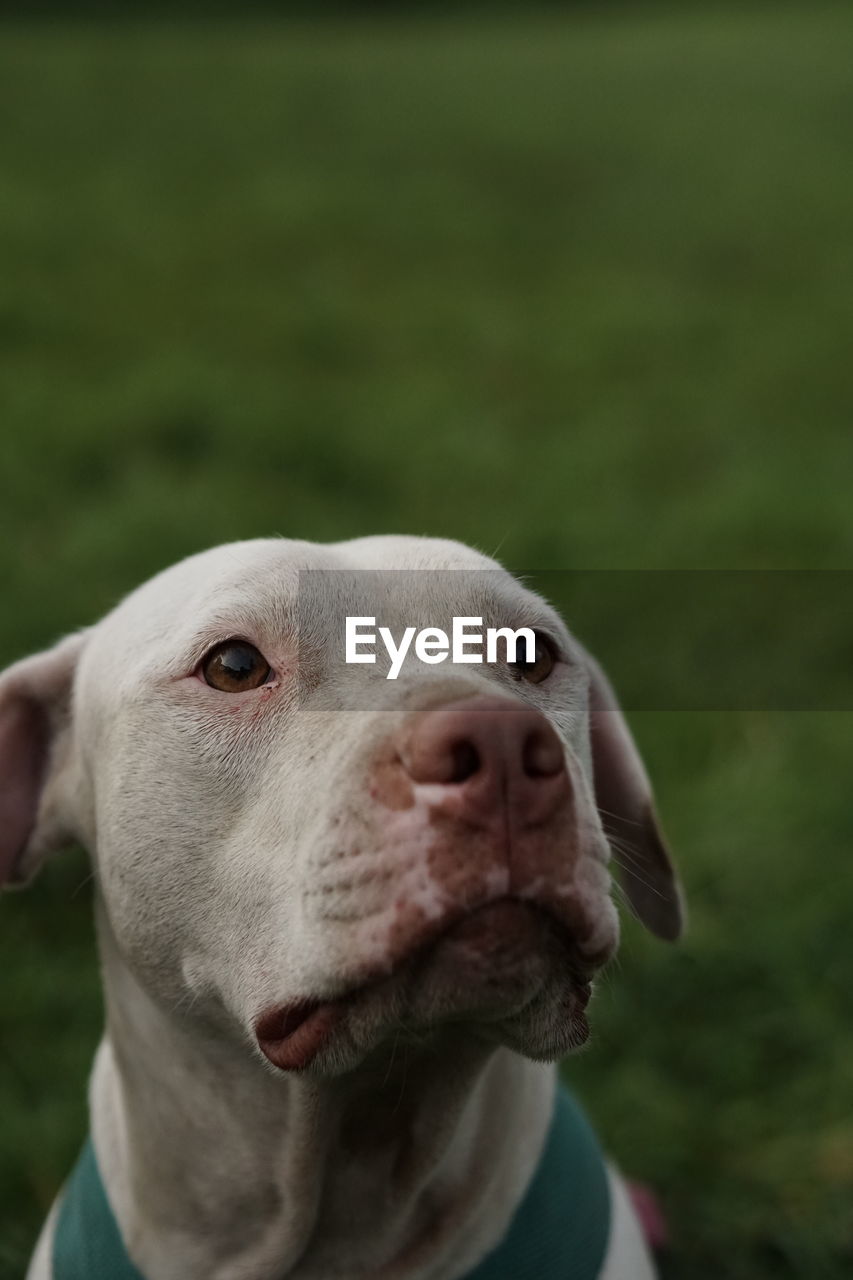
[[78, 536, 568, 691]]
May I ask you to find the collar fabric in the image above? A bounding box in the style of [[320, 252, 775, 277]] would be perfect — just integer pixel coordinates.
[[53, 1084, 611, 1280]]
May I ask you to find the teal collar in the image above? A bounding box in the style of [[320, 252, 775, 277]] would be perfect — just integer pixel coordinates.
[[54, 1084, 610, 1280]]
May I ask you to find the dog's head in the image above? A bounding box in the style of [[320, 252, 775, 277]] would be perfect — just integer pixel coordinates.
[[0, 537, 683, 1075]]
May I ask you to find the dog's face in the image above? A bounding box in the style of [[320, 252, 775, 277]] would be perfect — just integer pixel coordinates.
[[0, 537, 683, 1076]]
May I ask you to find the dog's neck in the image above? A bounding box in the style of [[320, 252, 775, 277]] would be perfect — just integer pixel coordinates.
[[91, 916, 557, 1280]]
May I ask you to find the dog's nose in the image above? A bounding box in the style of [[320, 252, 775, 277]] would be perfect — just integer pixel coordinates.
[[397, 696, 568, 824]]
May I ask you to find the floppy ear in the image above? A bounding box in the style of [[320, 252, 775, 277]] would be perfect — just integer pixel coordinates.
[[0, 631, 88, 888], [584, 650, 685, 941]]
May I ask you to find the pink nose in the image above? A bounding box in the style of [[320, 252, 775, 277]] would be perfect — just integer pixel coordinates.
[[398, 696, 568, 825]]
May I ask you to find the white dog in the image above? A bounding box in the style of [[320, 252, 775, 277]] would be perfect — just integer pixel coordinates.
[[0, 537, 683, 1280]]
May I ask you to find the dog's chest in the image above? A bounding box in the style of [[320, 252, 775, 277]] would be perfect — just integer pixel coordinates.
[[51, 1088, 611, 1280]]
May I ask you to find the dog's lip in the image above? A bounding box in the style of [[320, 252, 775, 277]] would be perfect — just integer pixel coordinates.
[[255, 999, 345, 1071], [254, 897, 601, 1071]]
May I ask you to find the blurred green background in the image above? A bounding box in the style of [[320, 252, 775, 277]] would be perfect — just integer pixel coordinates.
[[2, 4, 853, 1277]]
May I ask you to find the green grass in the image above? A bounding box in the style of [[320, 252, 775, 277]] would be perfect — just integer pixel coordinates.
[[1, 6, 853, 1276]]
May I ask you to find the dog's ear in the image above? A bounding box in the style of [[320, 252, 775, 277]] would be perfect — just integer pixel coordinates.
[[582, 648, 685, 941], [0, 632, 88, 888]]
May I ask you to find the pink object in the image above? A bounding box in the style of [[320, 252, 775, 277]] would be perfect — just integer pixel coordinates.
[[627, 1181, 670, 1252]]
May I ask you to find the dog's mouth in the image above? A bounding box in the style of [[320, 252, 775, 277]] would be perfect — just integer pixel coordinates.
[[255, 897, 602, 1073]]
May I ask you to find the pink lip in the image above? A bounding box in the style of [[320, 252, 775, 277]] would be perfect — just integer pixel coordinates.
[[255, 999, 345, 1071]]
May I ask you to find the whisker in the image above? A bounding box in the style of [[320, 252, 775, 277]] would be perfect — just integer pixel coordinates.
[[607, 843, 668, 901], [597, 805, 647, 830], [72, 872, 95, 899]]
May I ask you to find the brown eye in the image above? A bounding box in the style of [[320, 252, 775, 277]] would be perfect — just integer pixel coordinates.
[[201, 641, 272, 692], [510, 631, 557, 685]]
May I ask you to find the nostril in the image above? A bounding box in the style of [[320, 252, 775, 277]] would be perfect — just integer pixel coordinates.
[[448, 738, 480, 783], [399, 732, 482, 785], [398, 699, 565, 788], [522, 727, 564, 779]]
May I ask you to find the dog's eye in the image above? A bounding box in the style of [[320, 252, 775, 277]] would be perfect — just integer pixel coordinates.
[[509, 631, 557, 685], [201, 641, 272, 692]]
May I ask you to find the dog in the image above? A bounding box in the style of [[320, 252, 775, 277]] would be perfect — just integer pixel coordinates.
[[0, 536, 684, 1280]]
